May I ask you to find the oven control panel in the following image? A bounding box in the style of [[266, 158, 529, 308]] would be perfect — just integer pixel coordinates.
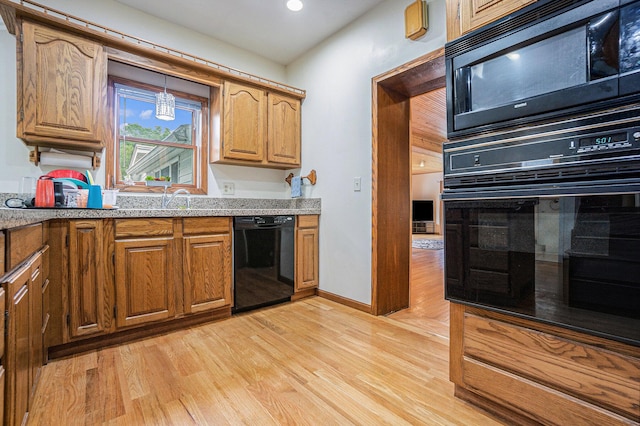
[[446, 125, 640, 177], [575, 130, 640, 153]]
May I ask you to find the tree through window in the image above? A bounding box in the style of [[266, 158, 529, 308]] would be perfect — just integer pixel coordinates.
[[109, 76, 208, 193]]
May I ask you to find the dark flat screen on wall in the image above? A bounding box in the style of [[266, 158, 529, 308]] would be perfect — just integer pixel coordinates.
[[412, 200, 434, 221]]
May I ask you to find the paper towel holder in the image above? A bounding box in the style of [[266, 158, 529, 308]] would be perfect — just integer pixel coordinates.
[[29, 146, 101, 169], [286, 169, 316, 186]]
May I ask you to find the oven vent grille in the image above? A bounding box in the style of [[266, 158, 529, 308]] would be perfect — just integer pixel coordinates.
[[445, 163, 640, 188], [445, 0, 586, 58]]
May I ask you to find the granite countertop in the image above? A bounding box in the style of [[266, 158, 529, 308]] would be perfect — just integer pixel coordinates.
[[0, 194, 321, 230]]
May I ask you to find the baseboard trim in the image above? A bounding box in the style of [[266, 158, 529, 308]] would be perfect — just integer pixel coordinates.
[[317, 290, 372, 314], [47, 307, 231, 360]]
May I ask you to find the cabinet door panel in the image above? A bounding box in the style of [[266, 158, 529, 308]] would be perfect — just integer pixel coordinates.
[[267, 94, 300, 166], [115, 238, 175, 328], [3, 265, 31, 426], [29, 254, 43, 399], [183, 234, 232, 313], [21, 21, 106, 146], [460, 0, 536, 36], [222, 82, 266, 161], [69, 220, 106, 338], [296, 221, 319, 292]]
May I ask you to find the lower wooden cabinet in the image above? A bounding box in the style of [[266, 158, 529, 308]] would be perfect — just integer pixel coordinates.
[[450, 303, 640, 425], [60, 217, 233, 339], [0, 231, 5, 275], [1, 224, 47, 426], [183, 218, 232, 314], [3, 262, 31, 426], [115, 237, 175, 328], [295, 215, 319, 292], [68, 220, 108, 338]]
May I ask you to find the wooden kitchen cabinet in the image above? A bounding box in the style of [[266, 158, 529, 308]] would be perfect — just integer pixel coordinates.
[[0, 287, 5, 426], [212, 81, 302, 168], [267, 93, 301, 166], [114, 219, 175, 328], [182, 217, 232, 313], [1, 223, 46, 426], [220, 81, 267, 162], [446, 0, 536, 41], [3, 263, 31, 426], [68, 220, 108, 339], [450, 303, 640, 425], [295, 215, 319, 292], [28, 253, 43, 401], [19, 20, 107, 150], [1, 231, 5, 275]]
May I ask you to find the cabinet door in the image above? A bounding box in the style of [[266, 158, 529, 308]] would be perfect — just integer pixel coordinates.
[[295, 216, 319, 292], [458, 0, 536, 36], [3, 265, 30, 426], [0, 231, 5, 275], [28, 253, 43, 400], [115, 238, 175, 328], [20, 21, 107, 147], [183, 234, 232, 313], [267, 93, 301, 166], [69, 220, 107, 338], [222, 81, 266, 162]]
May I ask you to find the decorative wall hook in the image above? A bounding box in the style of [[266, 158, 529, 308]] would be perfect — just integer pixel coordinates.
[[286, 169, 317, 186]]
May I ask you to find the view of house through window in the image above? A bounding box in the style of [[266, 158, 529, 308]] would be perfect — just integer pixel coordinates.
[[113, 80, 203, 187]]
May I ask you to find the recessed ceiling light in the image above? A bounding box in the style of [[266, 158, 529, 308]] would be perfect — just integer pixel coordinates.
[[287, 0, 303, 12]]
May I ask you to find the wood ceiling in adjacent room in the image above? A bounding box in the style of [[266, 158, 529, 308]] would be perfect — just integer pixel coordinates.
[[411, 87, 446, 175]]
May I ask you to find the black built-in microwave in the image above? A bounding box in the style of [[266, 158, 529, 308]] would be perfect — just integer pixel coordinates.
[[446, 0, 640, 139]]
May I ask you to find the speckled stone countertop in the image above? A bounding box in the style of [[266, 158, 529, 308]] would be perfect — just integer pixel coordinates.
[[0, 194, 321, 230]]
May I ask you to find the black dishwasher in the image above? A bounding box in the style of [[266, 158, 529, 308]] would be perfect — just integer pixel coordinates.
[[233, 216, 295, 313]]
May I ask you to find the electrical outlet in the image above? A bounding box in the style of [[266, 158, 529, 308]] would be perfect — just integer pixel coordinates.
[[222, 182, 235, 195], [354, 177, 361, 192]]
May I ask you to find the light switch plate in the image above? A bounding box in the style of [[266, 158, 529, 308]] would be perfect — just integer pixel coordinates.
[[354, 177, 361, 192], [222, 182, 235, 195]]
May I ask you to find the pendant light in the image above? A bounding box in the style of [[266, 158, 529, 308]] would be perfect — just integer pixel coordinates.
[[155, 75, 175, 121]]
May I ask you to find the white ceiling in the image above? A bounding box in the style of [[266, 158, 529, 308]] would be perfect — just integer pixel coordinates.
[[114, 0, 387, 65]]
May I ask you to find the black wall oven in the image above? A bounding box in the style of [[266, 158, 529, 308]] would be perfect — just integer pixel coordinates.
[[443, 110, 640, 347], [446, 0, 640, 138]]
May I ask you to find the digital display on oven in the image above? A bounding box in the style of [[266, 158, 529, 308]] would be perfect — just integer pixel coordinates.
[[579, 132, 627, 147]]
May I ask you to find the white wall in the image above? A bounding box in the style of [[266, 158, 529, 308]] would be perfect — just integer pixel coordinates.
[[0, 0, 447, 305], [0, 0, 291, 197], [287, 0, 447, 304]]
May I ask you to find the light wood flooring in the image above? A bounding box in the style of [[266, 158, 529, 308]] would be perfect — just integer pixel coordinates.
[[27, 244, 503, 425]]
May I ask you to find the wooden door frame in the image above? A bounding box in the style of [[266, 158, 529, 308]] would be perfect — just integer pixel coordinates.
[[371, 47, 445, 315]]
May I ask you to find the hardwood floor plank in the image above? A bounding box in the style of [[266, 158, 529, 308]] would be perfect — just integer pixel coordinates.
[[27, 246, 504, 425]]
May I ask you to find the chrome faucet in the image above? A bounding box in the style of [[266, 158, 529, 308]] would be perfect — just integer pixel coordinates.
[[162, 188, 191, 209]]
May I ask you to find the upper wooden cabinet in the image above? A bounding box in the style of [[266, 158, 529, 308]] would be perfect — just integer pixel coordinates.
[[19, 21, 107, 150], [446, 0, 536, 40], [268, 93, 301, 166], [221, 81, 267, 162], [212, 81, 302, 168]]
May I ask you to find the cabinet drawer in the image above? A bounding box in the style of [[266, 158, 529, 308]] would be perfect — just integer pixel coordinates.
[[183, 217, 230, 235], [463, 313, 640, 420], [114, 218, 173, 238], [6, 223, 43, 269], [297, 215, 318, 228]]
